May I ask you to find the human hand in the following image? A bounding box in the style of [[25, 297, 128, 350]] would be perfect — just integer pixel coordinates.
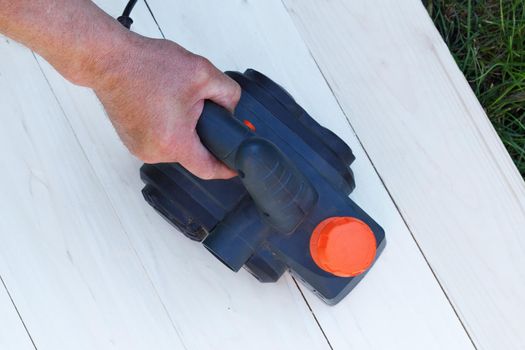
[[90, 34, 241, 179], [1, 1, 241, 178]]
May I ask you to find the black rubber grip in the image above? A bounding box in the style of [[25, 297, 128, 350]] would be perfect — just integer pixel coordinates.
[[196, 101, 317, 232], [196, 101, 252, 168]]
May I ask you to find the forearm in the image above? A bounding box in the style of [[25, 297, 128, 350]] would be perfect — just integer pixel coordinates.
[[0, 0, 241, 179], [0, 0, 131, 86]]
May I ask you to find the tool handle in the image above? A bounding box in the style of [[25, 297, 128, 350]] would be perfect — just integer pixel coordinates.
[[196, 101, 251, 169], [196, 101, 317, 233]]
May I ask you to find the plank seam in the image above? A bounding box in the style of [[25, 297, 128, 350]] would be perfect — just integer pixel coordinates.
[[143, 0, 166, 39], [29, 51, 189, 350], [306, 43, 478, 350], [292, 277, 334, 350], [0, 275, 38, 350], [279, 1, 479, 348], [431, 44, 525, 214], [31, 3, 331, 346], [139, 1, 338, 346]]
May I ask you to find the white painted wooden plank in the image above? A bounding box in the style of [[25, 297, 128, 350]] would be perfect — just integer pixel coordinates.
[[25, 2, 332, 350], [283, 0, 525, 349], [0, 36, 187, 350], [32, 66, 332, 350], [0, 281, 34, 350], [42, 0, 473, 349]]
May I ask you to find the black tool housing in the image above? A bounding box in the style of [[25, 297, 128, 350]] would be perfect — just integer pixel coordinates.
[[140, 69, 385, 304]]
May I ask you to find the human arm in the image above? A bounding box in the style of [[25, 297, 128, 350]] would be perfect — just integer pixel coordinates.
[[0, 0, 240, 179]]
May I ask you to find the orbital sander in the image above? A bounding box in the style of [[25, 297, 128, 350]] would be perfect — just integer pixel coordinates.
[[116, 0, 386, 306], [140, 69, 386, 305]]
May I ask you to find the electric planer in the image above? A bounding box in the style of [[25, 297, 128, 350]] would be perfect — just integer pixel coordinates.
[[140, 69, 385, 305]]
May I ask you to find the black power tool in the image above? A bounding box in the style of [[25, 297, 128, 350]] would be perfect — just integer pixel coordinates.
[[140, 69, 385, 305], [116, 0, 385, 305]]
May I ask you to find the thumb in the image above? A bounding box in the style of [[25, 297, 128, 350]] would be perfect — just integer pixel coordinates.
[[179, 130, 237, 180], [204, 68, 242, 112]]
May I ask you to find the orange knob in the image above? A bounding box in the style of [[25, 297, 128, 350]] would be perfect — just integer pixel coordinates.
[[310, 217, 376, 277]]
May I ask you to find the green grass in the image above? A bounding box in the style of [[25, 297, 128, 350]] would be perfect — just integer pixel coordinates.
[[425, 0, 525, 178]]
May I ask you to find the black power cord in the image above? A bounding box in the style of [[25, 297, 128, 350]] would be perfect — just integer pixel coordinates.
[[117, 0, 138, 29]]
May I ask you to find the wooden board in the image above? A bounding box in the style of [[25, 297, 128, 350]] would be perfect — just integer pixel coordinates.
[[1, 1, 332, 349], [0, 282, 34, 349], [38, 0, 472, 348], [3, 0, 513, 348], [283, 0, 525, 349], [0, 35, 190, 350]]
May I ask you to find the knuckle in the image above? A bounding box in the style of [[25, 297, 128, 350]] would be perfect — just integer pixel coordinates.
[[231, 83, 242, 102], [131, 148, 155, 163], [198, 168, 216, 180], [193, 55, 212, 71], [191, 56, 213, 86], [129, 138, 174, 164], [130, 143, 159, 164]]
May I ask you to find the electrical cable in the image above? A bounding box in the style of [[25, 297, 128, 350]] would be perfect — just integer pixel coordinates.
[[117, 0, 138, 29]]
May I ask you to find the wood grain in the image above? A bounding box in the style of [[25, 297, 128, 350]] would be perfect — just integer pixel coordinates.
[[0, 281, 34, 349], [284, 0, 525, 349], [0, 36, 189, 350], [0, 0, 500, 348], [24, 1, 333, 349], [43, 0, 472, 348]]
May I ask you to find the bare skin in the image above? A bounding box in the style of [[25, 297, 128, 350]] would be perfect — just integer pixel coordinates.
[[0, 0, 240, 179]]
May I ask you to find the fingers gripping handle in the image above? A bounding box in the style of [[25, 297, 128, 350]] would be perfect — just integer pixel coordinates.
[[196, 101, 251, 168], [196, 101, 318, 233]]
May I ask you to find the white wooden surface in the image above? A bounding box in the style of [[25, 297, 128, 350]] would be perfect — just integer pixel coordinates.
[[283, 0, 525, 349], [0, 0, 521, 349], [29, 1, 333, 349], [0, 35, 188, 350], [0, 282, 34, 349], [141, 2, 475, 349], [0, 17, 332, 350]]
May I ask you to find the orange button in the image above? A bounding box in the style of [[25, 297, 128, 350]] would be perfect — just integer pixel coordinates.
[[310, 217, 376, 277], [243, 119, 256, 131]]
